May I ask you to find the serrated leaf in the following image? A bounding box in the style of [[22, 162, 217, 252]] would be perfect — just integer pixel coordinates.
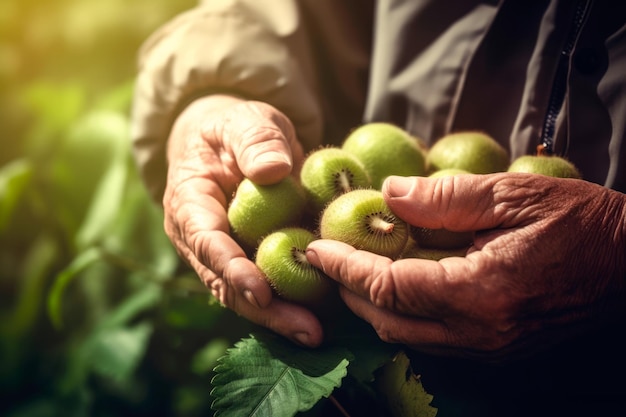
[[210, 333, 351, 417], [376, 350, 438, 417]]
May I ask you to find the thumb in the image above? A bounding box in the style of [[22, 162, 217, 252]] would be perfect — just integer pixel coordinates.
[[382, 174, 537, 231], [220, 101, 305, 185]]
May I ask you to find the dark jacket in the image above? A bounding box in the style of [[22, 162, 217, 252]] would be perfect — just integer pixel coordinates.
[[131, 0, 626, 200]]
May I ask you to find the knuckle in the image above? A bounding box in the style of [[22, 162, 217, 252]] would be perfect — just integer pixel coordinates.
[[478, 299, 521, 352], [373, 323, 400, 344], [431, 176, 456, 215], [366, 258, 397, 309]]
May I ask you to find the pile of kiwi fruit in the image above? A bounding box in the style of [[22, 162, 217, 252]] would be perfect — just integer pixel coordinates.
[[227, 122, 582, 307]]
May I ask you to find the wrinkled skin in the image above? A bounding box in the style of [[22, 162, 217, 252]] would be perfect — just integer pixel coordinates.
[[164, 95, 626, 360], [163, 95, 323, 347], [307, 174, 626, 361]]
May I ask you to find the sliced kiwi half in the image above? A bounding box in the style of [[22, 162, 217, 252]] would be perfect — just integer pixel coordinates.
[[300, 146, 371, 213], [255, 227, 334, 307], [320, 189, 409, 259]]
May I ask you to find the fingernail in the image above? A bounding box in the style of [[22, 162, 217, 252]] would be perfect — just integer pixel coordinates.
[[292, 332, 310, 346], [385, 175, 414, 197], [243, 289, 260, 308], [305, 248, 320, 267], [254, 151, 291, 168]]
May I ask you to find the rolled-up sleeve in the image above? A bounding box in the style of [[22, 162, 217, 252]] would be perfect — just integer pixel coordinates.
[[131, 0, 324, 201]]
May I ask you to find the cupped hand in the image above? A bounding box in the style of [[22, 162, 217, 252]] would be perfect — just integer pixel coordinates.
[[306, 173, 626, 361], [163, 94, 323, 347]]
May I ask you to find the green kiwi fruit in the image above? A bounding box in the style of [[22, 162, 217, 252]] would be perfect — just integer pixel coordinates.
[[227, 176, 306, 251], [428, 168, 471, 178], [299, 146, 372, 213], [507, 154, 581, 179], [255, 227, 334, 307], [341, 122, 426, 189], [426, 131, 509, 174], [320, 189, 409, 259]]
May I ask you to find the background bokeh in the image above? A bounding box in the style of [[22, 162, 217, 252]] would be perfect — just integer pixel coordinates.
[[0, 1, 256, 416]]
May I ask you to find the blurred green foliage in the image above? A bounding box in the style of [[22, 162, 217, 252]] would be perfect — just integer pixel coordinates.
[[0, 1, 257, 416]]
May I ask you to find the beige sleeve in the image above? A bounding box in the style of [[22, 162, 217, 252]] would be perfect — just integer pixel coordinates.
[[130, 0, 326, 202]]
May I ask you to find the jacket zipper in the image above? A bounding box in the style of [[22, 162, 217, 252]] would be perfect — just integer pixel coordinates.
[[539, 0, 592, 155]]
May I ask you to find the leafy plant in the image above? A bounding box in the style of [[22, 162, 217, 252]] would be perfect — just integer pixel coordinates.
[[211, 333, 351, 417]]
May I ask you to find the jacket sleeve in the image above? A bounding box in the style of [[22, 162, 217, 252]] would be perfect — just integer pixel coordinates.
[[130, 0, 327, 202]]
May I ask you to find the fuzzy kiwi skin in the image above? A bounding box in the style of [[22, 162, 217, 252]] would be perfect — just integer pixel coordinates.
[[428, 168, 471, 178], [255, 227, 334, 307], [426, 131, 509, 174], [227, 176, 306, 252], [341, 122, 426, 189], [320, 189, 409, 259], [507, 155, 581, 179], [300, 147, 372, 213]]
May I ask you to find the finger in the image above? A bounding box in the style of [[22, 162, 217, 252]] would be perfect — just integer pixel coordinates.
[[338, 287, 452, 347], [214, 101, 305, 185], [186, 249, 324, 347], [165, 175, 274, 308], [305, 239, 474, 317], [195, 232, 274, 308], [236, 296, 325, 348], [382, 173, 550, 231], [339, 289, 521, 361], [166, 190, 325, 347]]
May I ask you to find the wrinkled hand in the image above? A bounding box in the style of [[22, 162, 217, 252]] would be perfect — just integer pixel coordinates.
[[163, 94, 323, 347], [306, 173, 626, 361]]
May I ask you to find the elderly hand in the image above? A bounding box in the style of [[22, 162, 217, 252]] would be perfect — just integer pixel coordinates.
[[306, 173, 626, 361], [163, 94, 323, 347]]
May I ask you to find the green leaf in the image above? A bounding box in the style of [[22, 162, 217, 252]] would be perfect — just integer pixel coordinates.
[[0, 233, 58, 337], [54, 285, 162, 395], [47, 247, 103, 328], [0, 158, 33, 234], [101, 174, 179, 280], [74, 129, 130, 249], [96, 283, 162, 330], [48, 109, 131, 244], [376, 350, 438, 417], [210, 333, 351, 417], [191, 338, 231, 375], [85, 321, 153, 382]]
